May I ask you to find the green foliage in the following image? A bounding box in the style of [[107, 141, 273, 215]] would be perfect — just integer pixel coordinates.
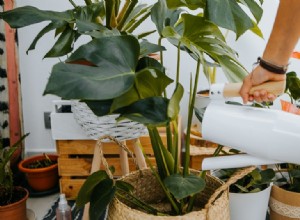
[[0, 134, 29, 202], [0, 0, 265, 217], [217, 168, 275, 193]]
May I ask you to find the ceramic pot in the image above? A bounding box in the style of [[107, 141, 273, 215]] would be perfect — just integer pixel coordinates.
[[229, 184, 272, 220], [0, 187, 29, 220], [269, 184, 300, 220], [18, 154, 59, 191]]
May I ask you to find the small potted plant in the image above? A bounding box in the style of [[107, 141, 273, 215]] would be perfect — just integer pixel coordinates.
[[269, 69, 300, 219], [0, 133, 29, 220], [18, 153, 58, 192], [216, 167, 275, 220]]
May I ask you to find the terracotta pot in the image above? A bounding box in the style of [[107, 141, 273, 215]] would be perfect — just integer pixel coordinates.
[[0, 187, 29, 220], [269, 185, 300, 220], [18, 154, 59, 191]]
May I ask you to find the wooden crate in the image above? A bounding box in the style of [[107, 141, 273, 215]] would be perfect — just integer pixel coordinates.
[[56, 135, 164, 199]]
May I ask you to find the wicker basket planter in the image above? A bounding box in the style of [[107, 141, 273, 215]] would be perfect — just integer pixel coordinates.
[[72, 101, 147, 141], [269, 185, 300, 219], [108, 168, 230, 220]]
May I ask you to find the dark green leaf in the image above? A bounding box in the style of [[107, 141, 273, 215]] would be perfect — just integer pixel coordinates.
[[0, 6, 72, 28], [139, 40, 166, 58], [73, 3, 104, 22], [90, 179, 115, 220], [166, 0, 205, 10], [239, 0, 263, 23], [205, 0, 254, 37], [75, 19, 106, 33], [44, 26, 76, 58], [286, 72, 300, 100], [111, 68, 172, 112], [27, 20, 68, 54], [66, 35, 139, 70], [84, 100, 113, 116], [115, 180, 134, 193], [136, 57, 165, 73], [290, 169, 300, 178], [116, 97, 170, 125], [76, 170, 109, 208], [44, 62, 135, 100], [164, 174, 205, 200]]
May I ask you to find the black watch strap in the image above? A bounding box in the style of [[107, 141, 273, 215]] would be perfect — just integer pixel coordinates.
[[256, 57, 288, 74]]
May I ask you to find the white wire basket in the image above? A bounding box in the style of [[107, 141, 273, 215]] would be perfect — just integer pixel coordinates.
[[71, 101, 147, 142]]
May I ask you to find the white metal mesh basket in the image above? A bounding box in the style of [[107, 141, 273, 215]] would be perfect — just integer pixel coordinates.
[[71, 101, 147, 141]]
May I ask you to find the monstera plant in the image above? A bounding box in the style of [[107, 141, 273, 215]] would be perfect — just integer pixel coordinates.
[[0, 0, 264, 218]]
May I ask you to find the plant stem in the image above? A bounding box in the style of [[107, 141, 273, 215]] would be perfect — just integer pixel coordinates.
[[147, 127, 167, 179], [176, 42, 181, 84], [172, 119, 179, 173], [183, 59, 201, 175], [116, 0, 138, 31], [68, 0, 77, 8], [145, 156, 180, 214], [84, 0, 93, 5]]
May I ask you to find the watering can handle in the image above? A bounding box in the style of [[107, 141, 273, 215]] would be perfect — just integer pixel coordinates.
[[224, 80, 285, 97], [210, 81, 286, 98]]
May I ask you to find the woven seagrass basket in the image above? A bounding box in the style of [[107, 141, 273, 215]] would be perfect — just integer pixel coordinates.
[[71, 101, 147, 141], [83, 136, 255, 220]]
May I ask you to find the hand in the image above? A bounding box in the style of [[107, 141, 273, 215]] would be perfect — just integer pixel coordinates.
[[239, 65, 286, 104]]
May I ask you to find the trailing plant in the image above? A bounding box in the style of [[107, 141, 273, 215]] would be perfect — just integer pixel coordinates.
[[0, 0, 265, 218], [0, 133, 29, 205]]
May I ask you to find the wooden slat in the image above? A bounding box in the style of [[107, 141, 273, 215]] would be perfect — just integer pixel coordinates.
[[56, 136, 167, 156], [4, 0, 22, 145], [58, 157, 156, 177], [60, 179, 85, 200]]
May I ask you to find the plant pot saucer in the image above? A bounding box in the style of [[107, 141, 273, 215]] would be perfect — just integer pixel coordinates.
[[22, 179, 59, 198]]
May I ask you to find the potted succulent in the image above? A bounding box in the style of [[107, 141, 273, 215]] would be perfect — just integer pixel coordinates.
[[18, 153, 59, 192], [0, 0, 264, 219], [0, 133, 29, 220], [269, 70, 300, 220]]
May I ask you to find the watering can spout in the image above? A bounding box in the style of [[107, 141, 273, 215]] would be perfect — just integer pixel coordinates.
[[202, 102, 300, 164]]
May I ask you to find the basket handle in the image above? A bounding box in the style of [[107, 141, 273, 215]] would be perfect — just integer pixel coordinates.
[[83, 135, 140, 220], [204, 166, 256, 209], [96, 135, 140, 178]]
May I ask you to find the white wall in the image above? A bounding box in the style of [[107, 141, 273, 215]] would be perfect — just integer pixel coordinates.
[[16, 0, 300, 153]]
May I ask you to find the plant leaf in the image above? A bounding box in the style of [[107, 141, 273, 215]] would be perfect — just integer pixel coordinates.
[[164, 174, 205, 200], [168, 83, 183, 119], [115, 97, 170, 126], [115, 180, 134, 193], [76, 170, 109, 208], [205, 0, 255, 38], [0, 6, 72, 28], [166, 0, 205, 10], [44, 26, 76, 58], [90, 179, 115, 220], [111, 68, 173, 112], [44, 62, 134, 100], [27, 20, 68, 54], [139, 40, 166, 57]]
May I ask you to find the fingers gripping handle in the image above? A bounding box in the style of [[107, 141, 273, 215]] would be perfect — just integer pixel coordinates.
[[210, 81, 286, 99]]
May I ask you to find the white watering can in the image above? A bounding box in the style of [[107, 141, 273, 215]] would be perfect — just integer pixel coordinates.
[[195, 81, 300, 169]]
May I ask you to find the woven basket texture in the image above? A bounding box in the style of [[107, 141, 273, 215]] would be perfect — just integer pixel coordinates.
[[72, 102, 147, 141], [108, 168, 230, 220]]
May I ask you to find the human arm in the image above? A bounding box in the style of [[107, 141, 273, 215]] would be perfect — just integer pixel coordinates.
[[239, 0, 300, 103]]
